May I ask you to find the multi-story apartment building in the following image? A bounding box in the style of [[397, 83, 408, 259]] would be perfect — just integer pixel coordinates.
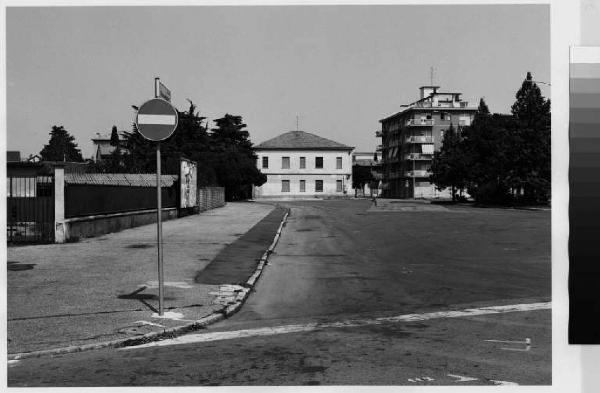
[[378, 85, 478, 199], [253, 131, 353, 198]]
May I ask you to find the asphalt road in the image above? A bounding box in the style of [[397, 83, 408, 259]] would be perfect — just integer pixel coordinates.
[[8, 199, 551, 386]]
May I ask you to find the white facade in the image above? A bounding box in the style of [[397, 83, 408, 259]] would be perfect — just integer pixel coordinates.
[[254, 150, 353, 198]]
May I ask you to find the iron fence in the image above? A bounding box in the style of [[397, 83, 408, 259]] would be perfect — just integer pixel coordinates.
[[7, 175, 55, 243]]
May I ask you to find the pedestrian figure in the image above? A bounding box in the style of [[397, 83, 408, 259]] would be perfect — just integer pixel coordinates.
[[371, 195, 377, 207]]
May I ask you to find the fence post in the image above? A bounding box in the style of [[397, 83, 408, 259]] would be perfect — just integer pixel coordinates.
[[54, 164, 67, 243]]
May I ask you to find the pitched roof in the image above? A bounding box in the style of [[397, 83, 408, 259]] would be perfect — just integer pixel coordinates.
[[65, 173, 177, 187], [255, 131, 352, 151]]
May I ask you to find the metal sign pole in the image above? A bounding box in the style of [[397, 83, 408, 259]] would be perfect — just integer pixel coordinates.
[[136, 77, 176, 317], [154, 77, 164, 316], [157, 141, 164, 316]]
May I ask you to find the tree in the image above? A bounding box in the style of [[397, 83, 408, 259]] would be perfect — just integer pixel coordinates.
[[121, 105, 266, 200], [122, 101, 216, 184], [352, 165, 375, 196], [509, 72, 551, 203], [429, 123, 467, 201], [39, 126, 84, 162], [109, 125, 120, 147], [210, 114, 267, 201]]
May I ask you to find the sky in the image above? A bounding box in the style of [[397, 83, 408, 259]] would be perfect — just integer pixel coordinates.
[[6, 4, 550, 159]]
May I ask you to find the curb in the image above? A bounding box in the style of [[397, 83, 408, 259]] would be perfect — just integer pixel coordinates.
[[8, 208, 291, 361]]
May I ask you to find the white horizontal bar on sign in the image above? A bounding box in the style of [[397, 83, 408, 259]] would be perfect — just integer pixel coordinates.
[[137, 114, 176, 125]]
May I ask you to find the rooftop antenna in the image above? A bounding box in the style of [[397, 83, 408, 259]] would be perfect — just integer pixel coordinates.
[[430, 66, 435, 86], [296, 115, 299, 131]]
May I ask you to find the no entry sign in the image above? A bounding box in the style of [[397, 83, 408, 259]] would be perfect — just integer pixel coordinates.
[[136, 98, 178, 141]]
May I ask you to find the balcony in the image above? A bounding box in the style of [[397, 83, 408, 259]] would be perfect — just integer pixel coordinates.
[[405, 136, 434, 144], [404, 153, 433, 161], [405, 170, 430, 177], [406, 119, 434, 127], [375, 130, 383, 138], [376, 144, 383, 152]]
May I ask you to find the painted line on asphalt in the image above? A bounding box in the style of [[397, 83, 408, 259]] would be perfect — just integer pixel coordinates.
[[447, 374, 478, 383], [122, 301, 551, 350]]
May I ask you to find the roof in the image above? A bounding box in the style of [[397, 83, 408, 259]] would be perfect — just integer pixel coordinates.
[[7, 151, 21, 162], [380, 105, 479, 123], [353, 159, 379, 167], [255, 131, 352, 151], [65, 173, 177, 187]]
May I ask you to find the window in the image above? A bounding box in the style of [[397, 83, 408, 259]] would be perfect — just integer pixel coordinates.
[[282, 156, 290, 169], [300, 180, 306, 192], [300, 157, 306, 169], [315, 157, 323, 169], [336, 157, 342, 169], [281, 180, 290, 192], [262, 156, 269, 169], [336, 180, 343, 192], [315, 180, 323, 192], [440, 130, 445, 140]]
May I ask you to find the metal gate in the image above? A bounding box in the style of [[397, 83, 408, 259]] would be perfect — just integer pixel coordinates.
[[7, 175, 55, 243]]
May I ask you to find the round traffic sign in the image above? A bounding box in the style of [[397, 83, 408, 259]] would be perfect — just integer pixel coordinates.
[[135, 98, 178, 141]]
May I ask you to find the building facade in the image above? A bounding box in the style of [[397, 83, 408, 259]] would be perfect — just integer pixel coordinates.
[[253, 131, 353, 198], [378, 86, 478, 199], [92, 131, 127, 162]]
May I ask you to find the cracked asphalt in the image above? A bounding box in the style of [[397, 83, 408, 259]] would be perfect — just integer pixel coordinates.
[[8, 199, 551, 386]]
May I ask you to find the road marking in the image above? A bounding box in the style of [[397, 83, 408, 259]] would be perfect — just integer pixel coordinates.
[[491, 380, 519, 386], [447, 374, 478, 382], [151, 311, 186, 320], [133, 320, 166, 328], [122, 301, 550, 350], [408, 377, 434, 382], [144, 281, 193, 289], [485, 337, 531, 351]]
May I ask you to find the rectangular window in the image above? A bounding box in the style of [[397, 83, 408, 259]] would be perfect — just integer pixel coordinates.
[[336, 157, 342, 169], [315, 180, 323, 192], [300, 157, 306, 169], [281, 180, 290, 192], [282, 156, 290, 169], [300, 180, 306, 192], [336, 180, 343, 192], [315, 157, 323, 169], [262, 156, 269, 169]]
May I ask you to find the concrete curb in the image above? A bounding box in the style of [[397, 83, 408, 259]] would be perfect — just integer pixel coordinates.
[[8, 208, 291, 361]]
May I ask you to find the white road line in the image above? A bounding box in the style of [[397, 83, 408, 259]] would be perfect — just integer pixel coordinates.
[[447, 374, 478, 382], [491, 380, 520, 386], [122, 301, 550, 350]]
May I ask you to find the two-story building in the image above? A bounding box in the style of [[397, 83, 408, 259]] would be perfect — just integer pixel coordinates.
[[253, 131, 353, 198], [378, 85, 479, 199], [92, 131, 127, 162]]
